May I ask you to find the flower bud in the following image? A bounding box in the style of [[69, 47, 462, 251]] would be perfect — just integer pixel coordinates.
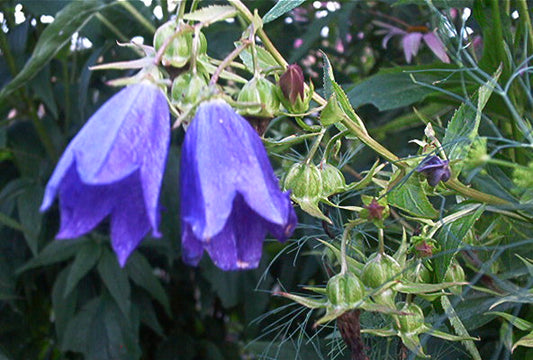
[[326, 272, 365, 306], [279, 64, 304, 104], [171, 72, 208, 110], [237, 77, 280, 118], [394, 302, 425, 334], [283, 163, 323, 201], [361, 252, 401, 288], [360, 197, 388, 222], [154, 20, 192, 68], [278, 64, 313, 114], [416, 155, 451, 187], [320, 163, 346, 197], [444, 261, 465, 295]]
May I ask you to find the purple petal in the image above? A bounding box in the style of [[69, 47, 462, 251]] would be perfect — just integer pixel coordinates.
[[181, 224, 205, 266], [423, 32, 450, 63], [109, 173, 152, 267], [55, 163, 114, 239], [402, 32, 423, 63], [203, 195, 268, 271]]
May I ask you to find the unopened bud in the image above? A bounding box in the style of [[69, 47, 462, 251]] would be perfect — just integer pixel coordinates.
[[320, 163, 346, 197], [237, 77, 280, 118], [154, 21, 192, 68], [171, 72, 208, 109], [326, 272, 364, 306], [279, 64, 305, 104], [283, 163, 322, 201], [394, 302, 425, 334], [444, 260, 465, 295]]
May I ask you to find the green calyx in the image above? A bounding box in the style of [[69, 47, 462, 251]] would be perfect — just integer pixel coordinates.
[[237, 77, 280, 118], [326, 272, 365, 307]]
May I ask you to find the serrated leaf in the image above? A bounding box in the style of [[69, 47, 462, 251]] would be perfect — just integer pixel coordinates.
[[183, 5, 237, 25], [97, 249, 131, 319], [320, 94, 343, 126], [387, 174, 438, 219], [125, 252, 171, 316], [17, 237, 89, 273], [441, 295, 482, 360], [0, 0, 112, 101], [263, 0, 305, 24], [64, 241, 101, 297], [442, 68, 500, 175], [434, 205, 484, 281]]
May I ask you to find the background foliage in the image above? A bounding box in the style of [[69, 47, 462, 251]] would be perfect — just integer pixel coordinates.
[[0, 1, 532, 359]]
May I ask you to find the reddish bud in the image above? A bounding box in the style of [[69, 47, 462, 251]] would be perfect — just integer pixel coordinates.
[[363, 198, 385, 220], [279, 64, 305, 104]]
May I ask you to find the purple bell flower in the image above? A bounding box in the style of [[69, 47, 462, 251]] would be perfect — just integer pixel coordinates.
[[180, 99, 297, 271], [40, 83, 170, 266], [416, 155, 451, 187]]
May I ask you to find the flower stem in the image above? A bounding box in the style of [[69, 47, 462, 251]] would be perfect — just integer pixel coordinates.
[[340, 220, 363, 275], [304, 128, 326, 165], [209, 40, 251, 86], [119, 1, 156, 34]]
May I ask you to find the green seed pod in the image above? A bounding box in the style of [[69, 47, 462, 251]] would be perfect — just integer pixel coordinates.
[[237, 77, 280, 118], [320, 163, 346, 197], [283, 163, 323, 201], [361, 252, 402, 288], [394, 302, 425, 334], [171, 72, 208, 109], [154, 20, 192, 68], [326, 272, 364, 306], [444, 260, 465, 295]]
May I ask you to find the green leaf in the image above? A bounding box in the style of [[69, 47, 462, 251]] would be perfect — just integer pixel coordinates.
[[97, 249, 131, 319], [64, 241, 102, 297], [486, 311, 533, 331], [346, 65, 460, 111], [183, 5, 237, 25], [441, 295, 482, 360], [387, 174, 439, 219], [0, 0, 112, 101], [17, 237, 89, 273], [263, 0, 305, 24], [125, 252, 171, 316], [16, 183, 44, 256], [513, 331, 533, 351], [442, 68, 500, 174], [434, 205, 484, 281], [239, 45, 279, 72], [396, 281, 468, 294], [52, 266, 78, 346]]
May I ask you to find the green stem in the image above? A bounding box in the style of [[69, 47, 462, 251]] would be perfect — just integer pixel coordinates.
[[486, 157, 531, 171], [62, 58, 71, 132], [95, 13, 130, 43], [304, 128, 326, 165], [119, 1, 156, 33], [518, 0, 533, 52], [0, 29, 17, 75], [209, 40, 250, 86], [340, 220, 360, 275], [28, 100, 58, 162]]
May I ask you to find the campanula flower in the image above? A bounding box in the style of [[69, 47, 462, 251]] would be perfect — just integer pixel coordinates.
[[180, 99, 296, 271], [40, 83, 170, 266], [374, 21, 450, 64], [416, 155, 451, 186]]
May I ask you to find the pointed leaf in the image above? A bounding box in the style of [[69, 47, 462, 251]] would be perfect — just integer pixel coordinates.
[[183, 5, 237, 25], [276, 292, 327, 309], [398, 332, 428, 358], [64, 241, 101, 297], [486, 311, 533, 331], [360, 328, 397, 337], [263, 0, 305, 24], [387, 174, 438, 218], [97, 249, 131, 319], [441, 295, 482, 360], [17, 237, 89, 273], [513, 331, 533, 351]]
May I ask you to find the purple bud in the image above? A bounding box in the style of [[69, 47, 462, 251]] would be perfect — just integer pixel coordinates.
[[363, 198, 386, 220], [279, 64, 305, 104], [416, 155, 451, 187]]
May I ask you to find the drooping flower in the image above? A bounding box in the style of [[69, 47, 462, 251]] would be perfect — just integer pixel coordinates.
[[180, 99, 297, 271], [416, 155, 451, 186], [40, 83, 170, 266], [374, 21, 450, 64]]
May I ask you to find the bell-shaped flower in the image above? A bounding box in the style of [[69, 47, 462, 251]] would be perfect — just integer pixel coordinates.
[[40, 83, 170, 266], [416, 155, 451, 186], [180, 99, 297, 271], [375, 21, 450, 64]]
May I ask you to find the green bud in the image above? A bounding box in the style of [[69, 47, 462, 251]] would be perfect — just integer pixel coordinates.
[[277, 64, 313, 114], [237, 77, 280, 118], [154, 20, 192, 68], [361, 252, 401, 288], [326, 272, 365, 306], [320, 163, 346, 197], [394, 302, 425, 334], [283, 163, 323, 201], [171, 72, 208, 109], [444, 261, 465, 295]]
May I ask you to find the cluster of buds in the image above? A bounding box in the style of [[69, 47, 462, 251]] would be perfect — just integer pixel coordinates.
[[282, 161, 347, 222]]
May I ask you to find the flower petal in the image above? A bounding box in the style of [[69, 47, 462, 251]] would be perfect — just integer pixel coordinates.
[[55, 163, 114, 239], [423, 32, 450, 63], [109, 172, 152, 267], [181, 224, 205, 266], [402, 32, 423, 63], [203, 194, 268, 271]]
